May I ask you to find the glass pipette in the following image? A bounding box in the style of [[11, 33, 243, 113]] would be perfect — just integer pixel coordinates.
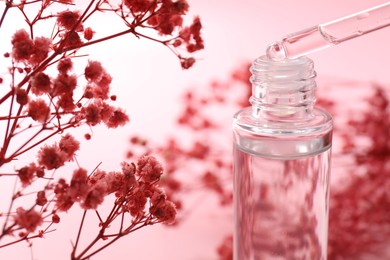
[[267, 2, 390, 60]]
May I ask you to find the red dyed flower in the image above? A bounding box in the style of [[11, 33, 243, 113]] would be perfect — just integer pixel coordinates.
[[30, 36, 52, 65], [54, 178, 74, 212], [27, 99, 50, 123], [180, 57, 195, 69], [57, 57, 73, 74], [149, 200, 177, 224], [179, 16, 204, 53], [18, 163, 38, 187], [36, 191, 48, 206], [52, 214, 60, 224], [31, 72, 52, 95], [62, 31, 83, 48], [53, 73, 77, 96], [57, 93, 76, 111], [11, 29, 34, 62], [99, 171, 125, 195], [69, 168, 89, 200], [16, 88, 29, 105], [217, 235, 233, 260], [57, 10, 82, 31], [58, 134, 80, 161], [123, 0, 154, 13], [14, 207, 43, 232], [37, 144, 66, 170], [82, 102, 102, 126], [85, 60, 104, 82], [150, 186, 167, 205], [81, 183, 107, 209], [137, 155, 163, 183], [126, 187, 148, 217], [105, 108, 129, 128], [116, 162, 137, 194], [83, 27, 94, 40], [99, 101, 114, 122]]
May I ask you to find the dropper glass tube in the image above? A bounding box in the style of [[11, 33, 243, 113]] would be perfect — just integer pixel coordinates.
[[267, 2, 390, 60]]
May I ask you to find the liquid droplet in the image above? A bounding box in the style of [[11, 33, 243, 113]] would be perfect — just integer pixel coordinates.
[[266, 42, 286, 61]]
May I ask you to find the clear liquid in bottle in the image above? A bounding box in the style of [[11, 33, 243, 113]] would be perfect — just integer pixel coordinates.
[[234, 138, 331, 260]]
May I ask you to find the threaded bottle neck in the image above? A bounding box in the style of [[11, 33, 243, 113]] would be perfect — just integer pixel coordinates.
[[250, 56, 317, 121]]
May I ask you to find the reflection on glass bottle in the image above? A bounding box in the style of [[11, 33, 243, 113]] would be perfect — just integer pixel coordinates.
[[233, 56, 333, 260]]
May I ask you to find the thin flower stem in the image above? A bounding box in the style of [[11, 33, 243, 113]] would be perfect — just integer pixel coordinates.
[[1, 66, 16, 162], [0, 234, 35, 249], [0, 229, 56, 249], [0, 177, 18, 240], [0, 0, 12, 29], [72, 229, 103, 260], [0, 91, 12, 105], [0, 173, 18, 176], [94, 210, 103, 224], [80, 218, 159, 260], [0, 114, 32, 120], [71, 210, 87, 260], [62, 27, 136, 53], [79, 233, 122, 260], [81, 0, 103, 22], [6, 122, 75, 161]]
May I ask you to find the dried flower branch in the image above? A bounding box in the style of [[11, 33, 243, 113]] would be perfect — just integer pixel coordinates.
[[0, 0, 203, 258]]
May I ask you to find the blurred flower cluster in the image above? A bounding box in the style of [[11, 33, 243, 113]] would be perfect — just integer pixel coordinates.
[[0, 0, 203, 259]]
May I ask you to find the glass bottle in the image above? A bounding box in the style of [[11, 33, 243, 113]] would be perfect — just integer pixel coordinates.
[[233, 56, 333, 260]]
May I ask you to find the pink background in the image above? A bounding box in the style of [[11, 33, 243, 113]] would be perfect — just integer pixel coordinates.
[[0, 0, 389, 259]]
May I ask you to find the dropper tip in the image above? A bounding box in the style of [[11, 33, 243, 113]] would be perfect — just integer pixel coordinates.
[[266, 42, 287, 61]]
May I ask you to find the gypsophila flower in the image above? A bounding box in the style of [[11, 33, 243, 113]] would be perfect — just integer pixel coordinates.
[[16, 88, 29, 105], [123, 0, 154, 13], [137, 155, 164, 183], [85, 60, 104, 82], [37, 144, 66, 170], [58, 133, 80, 160], [83, 27, 94, 40], [101, 171, 125, 195], [180, 57, 195, 69], [121, 161, 137, 187], [54, 178, 74, 212], [57, 93, 76, 111], [36, 191, 48, 206], [0, 0, 202, 255], [149, 200, 177, 224], [53, 73, 77, 96], [105, 108, 129, 128], [30, 36, 52, 65], [57, 10, 82, 31], [11, 29, 34, 62], [27, 99, 50, 123], [83, 102, 102, 126], [52, 213, 61, 224], [14, 207, 43, 233], [57, 57, 73, 74], [81, 182, 106, 209], [18, 163, 38, 187], [31, 72, 52, 95], [69, 168, 89, 200], [62, 31, 83, 48], [126, 187, 148, 217], [150, 186, 167, 205]]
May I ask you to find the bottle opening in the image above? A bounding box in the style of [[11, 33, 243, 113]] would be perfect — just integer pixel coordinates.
[[249, 56, 317, 120]]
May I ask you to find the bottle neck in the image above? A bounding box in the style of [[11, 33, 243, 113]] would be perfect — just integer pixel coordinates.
[[249, 56, 317, 121]]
